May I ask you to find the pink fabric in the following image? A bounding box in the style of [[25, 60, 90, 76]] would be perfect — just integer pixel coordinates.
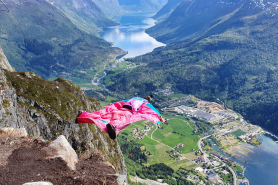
[[123, 97, 147, 112], [77, 101, 161, 135]]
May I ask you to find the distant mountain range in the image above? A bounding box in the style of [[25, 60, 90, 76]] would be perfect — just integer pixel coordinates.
[[118, 0, 167, 13], [0, 0, 124, 79], [107, 0, 278, 135]]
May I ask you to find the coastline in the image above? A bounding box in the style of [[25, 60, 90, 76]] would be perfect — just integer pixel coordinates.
[[211, 131, 278, 185], [224, 143, 254, 157]]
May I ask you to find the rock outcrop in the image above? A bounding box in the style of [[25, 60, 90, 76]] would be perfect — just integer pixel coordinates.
[[47, 135, 78, 171], [0, 48, 127, 183], [23, 182, 53, 185], [0, 129, 119, 184], [0, 46, 13, 72]]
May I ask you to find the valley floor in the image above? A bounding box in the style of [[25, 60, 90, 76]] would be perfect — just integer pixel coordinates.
[[114, 94, 265, 185]]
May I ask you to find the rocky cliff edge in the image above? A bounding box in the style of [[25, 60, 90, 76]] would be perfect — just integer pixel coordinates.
[[0, 48, 127, 184], [0, 128, 119, 184]]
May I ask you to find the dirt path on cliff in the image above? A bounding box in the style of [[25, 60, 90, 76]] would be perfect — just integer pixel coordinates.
[[0, 136, 118, 185]]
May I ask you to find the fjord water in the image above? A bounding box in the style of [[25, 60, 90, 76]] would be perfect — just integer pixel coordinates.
[[210, 135, 278, 185], [241, 135, 278, 185], [100, 13, 166, 58]]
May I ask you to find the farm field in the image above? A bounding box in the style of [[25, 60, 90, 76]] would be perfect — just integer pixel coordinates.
[[183, 152, 198, 160], [231, 129, 246, 137], [118, 114, 199, 169], [153, 115, 199, 153]]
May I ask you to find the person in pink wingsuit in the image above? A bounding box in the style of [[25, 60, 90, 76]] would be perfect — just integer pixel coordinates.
[[76, 95, 165, 139]]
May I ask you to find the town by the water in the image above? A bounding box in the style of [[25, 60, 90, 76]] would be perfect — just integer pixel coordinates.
[[128, 91, 272, 185]]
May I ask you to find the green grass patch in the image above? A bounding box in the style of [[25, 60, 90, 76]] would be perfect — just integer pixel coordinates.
[[139, 135, 158, 145], [133, 122, 147, 130], [231, 165, 243, 172], [184, 163, 199, 170], [152, 124, 173, 140], [231, 129, 246, 137], [146, 143, 173, 165], [118, 115, 199, 169], [153, 115, 199, 153], [222, 173, 233, 182], [147, 125, 157, 138], [168, 159, 190, 170], [251, 136, 262, 146], [160, 133, 199, 153]]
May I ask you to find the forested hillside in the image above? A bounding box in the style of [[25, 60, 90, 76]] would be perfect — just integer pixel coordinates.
[[147, 0, 258, 44], [0, 0, 124, 79], [106, 0, 278, 135], [46, 0, 118, 35]]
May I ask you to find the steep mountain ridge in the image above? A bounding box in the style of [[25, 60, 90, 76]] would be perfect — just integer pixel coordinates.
[[0, 48, 127, 183], [92, 0, 124, 18], [46, 0, 118, 35], [0, 0, 124, 79], [0, 46, 13, 72], [147, 0, 273, 44], [152, 0, 185, 22], [107, 0, 278, 135]]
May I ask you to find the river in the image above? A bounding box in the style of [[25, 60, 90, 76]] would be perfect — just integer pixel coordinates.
[[209, 135, 278, 185], [100, 13, 166, 59]]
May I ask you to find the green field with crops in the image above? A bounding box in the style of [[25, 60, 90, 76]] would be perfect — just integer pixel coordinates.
[[231, 129, 246, 137], [119, 115, 199, 169]]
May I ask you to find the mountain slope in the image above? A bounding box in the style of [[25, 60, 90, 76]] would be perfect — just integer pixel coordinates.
[[0, 49, 127, 183], [46, 0, 118, 35], [0, 0, 124, 79], [92, 0, 124, 18], [152, 0, 184, 22], [147, 0, 249, 44], [106, 0, 278, 135], [118, 0, 165, 13]]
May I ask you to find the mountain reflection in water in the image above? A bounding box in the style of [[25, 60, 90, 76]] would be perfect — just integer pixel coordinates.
[[100, 13, 166, 58]]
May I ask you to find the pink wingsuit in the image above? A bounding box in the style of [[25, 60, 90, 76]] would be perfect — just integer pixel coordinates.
[[77, 97, 162, 135]]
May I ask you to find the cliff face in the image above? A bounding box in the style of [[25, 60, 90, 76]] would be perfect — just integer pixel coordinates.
[[0, 46, 13, 72], [0, 49, 127, 183]]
